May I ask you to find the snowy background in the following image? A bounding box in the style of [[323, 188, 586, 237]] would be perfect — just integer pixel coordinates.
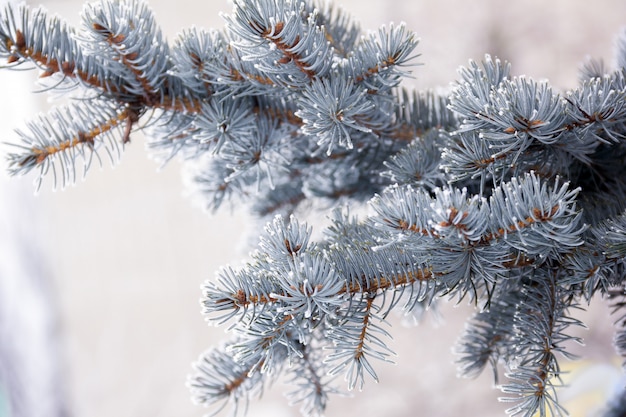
[[2, 0, 626, 416]]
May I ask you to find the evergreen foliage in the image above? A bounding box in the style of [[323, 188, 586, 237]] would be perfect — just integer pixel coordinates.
[[2, 0, 626, 415]]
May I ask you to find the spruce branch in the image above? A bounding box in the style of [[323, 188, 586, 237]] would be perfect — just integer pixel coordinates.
[[456, 280, 519, 381], [81, 0, 168, 96], [225, 0, 335, 85], [347, 23, 419, 92], [5, 0, 626, 416], [284, 341, 338, 417], [189, 344, 269, 417], [499, 271, 584, 417], [446, 56, 626, 188], [325, 293, 394, 391], [6, 99, 132, 189]]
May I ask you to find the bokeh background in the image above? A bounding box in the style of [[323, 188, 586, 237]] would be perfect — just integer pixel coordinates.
[[2, 0, 626, 416]]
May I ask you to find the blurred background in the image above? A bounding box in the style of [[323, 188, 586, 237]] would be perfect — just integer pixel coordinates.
[[2, 0, 626, 416]]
